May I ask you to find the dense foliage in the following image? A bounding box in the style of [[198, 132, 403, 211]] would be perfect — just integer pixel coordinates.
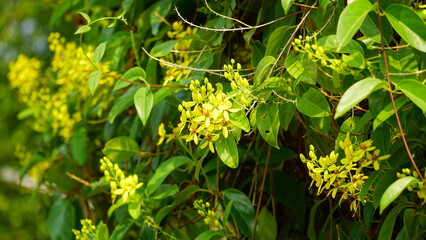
[[7, 0, 426, 239]]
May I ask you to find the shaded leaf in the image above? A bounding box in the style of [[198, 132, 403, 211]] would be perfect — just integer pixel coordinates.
[[223, 189, 256, 238], [102, 136, 140, 162], [256, 103, 280, 148], [70, 127, 87, 166], [257, 207, 277, 240], [47, 199, 75, 240], [378, 204, 406, 239], [150, 40, 177, 57]]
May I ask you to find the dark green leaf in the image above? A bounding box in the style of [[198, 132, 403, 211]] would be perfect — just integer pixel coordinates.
[[256, 103, 280, 148], [47, 199, 75, 240], [257, 207, 277, 240], [134, 87, 153, 125], [223, 189, 256, 238], [336, 0, 374, 51], [146, 156, 191, 196], [296, 88, 330, 117], [385, 4, 426, 53], [109, 88, 137, 123], [373, 97, 407, 130], [380, 177, 417, 214], [70, 127, 87, 166], [102, 136, 140, 162], [378, 204, 406, 239], [215, 134, 239, 168], [253, 56, 276, 87], [194, 231, 224, 240], [335, 78, 387, 119], [373, 170, 398, 208], [265, 26, 291, 56], [109, 219, 135, 240], [149, 0, 172, 35], [360, 170, 382, 202]]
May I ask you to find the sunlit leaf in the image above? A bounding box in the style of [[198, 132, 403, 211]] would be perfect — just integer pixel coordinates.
[[256, 103, 280, 148], [134, 87, 153, 125], [150, 40, 177, 57], [88, 70, 101, 94], [380, 177, 417, 214], [296, 88, 330, 117], [102, 136, 140, 162], [93, 42, 107, 65], [215, 134, 239, 168], [395, 79, 426, 112]]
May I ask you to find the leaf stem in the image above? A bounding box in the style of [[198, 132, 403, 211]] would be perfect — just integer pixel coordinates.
[[376, 1, 424, 181]]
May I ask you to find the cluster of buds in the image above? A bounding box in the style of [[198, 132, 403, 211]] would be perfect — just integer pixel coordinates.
[[177, 78, 239, 152], [223, 59, 252, 107], [300, 135, 390, 211], [193, 199, 220, 227], [397, 168, 426, 204], [162, 21, 198, 84], [100, 157, 143, 203], [292, 35, 355, 75], [72, 219, 97, 240]]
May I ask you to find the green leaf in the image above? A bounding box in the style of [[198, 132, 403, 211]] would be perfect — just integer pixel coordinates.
[[253, 56, 276, 87], [296, 88, 330, 117], [281, 0, 293, 14], [109, 219, 134, 240], [265, 25, 292, 56], [256, 103, 280, 148], [223, 200, 234, 225], [128, 202, 141, 219], [395, 80, 426, 112], [251, 40, 266, 67], [150, 40, 177, 57], [257, 207, 277, 240], [49, 0, 72, 27], [78, 12, 91, 23], [134, 87, 153, 125], [88, 70, 101, 95], [151, 184, 179, 199], [113, 67, 146, 91], [336, 0, 374, 51], [285, 54, 317, 85], [229, 110, 250, 132], [146, 156, 191, 196], [378, 204, 406, 239], [380, 177, 417, 214], [215, 134, 239, 168], [223, 189, 256, 238], [74, 25, 91, 34], [102, 136, 140, 162], [385, 4, 426, 53], [278, 102, 296, 130], [360, 170, 382, 202], [373, 97, 408, 130], [150, 0, 172, 36], [96, 222, 109, 240], [70, 127, 87, 166], [94, 42, 107, 65], [373, 170, 398, 208], [380, 49, 418, 83], [47, 199, 75, 240], [109, 88, 137, 123], [335, 78, 387, 119], [194, 231, 224, 240]]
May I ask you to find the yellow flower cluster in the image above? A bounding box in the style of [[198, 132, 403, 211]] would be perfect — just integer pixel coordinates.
[[8, 33, 115, 141], [193, 199, 220, 227], [397, 168, 426, 204], [161, 21, 198, 84], [177, 78, 238, 152], [300, 135, 390, 211], [223, 59, 252, 107], [100, 157, 143, 203], [292, 35, 355, 75], [72, 219, 97, 240]]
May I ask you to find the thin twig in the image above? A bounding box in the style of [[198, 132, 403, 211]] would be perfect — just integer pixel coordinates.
[[376, 0, 424, 181], [203, 0, 252, 27]]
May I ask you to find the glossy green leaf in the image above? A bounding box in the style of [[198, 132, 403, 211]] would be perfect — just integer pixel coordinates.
[[223, 189, 256, 238], [229, 110, 250, 132], [257, 207, 277, 240], [150, 40, 177, 57], [373, 97, 407, 130], [146, 156, 191, 196], [385, 4, 426, 53], [88, 70, 101, 95], [336, 0, 374, 51], [253, 56, 276, 87], [70, 127, 87, 166], [134, 87, 153, 125], [265, 25, 291, 56], [395, 80, 426, 112], [93, 42, 107, 65], [256, 103, 280, 148], [281, 0, 293, 14], [47, 199, 75, 240], [378, 204, 406, 239], [102, 136, 140, 162], [373, 170, 398, 208], [113, 67, 146, 91], [335, 78, 386, 119], [285, 54, 317, 85], [380, 177, 417, 214], [296, 88, 330, 117], [380, 49, 418, 83], [74, 25, 91, 34], [215, 134, 239, 168]]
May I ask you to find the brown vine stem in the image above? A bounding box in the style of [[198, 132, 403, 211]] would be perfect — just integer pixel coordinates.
[[376, 1, 424, 181], [251, 145, 272, 240]]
